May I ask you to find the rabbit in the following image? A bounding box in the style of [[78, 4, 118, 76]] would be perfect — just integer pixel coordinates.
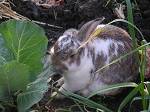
[[48, 18, 139, 98]]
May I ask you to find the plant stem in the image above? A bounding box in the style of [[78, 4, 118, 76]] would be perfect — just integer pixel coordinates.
[[140, 41, 147, 110], [125, 0, 137, 49]]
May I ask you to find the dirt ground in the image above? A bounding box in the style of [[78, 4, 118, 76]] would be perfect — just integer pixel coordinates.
[[12, 0, 150, 40], [7, 0, 150, 111]]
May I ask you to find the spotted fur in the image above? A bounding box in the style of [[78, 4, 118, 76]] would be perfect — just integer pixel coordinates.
[[49, 19, 139, 97]]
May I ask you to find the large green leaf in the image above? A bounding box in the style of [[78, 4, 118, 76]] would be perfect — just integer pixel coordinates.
[[0, 35, 12, 66], [17, 60, 56, 112], [0, 60, 30, 99], [0, 20, 49, 111], [17, 77, 49, 112], [0, 86, 6, 101], [0, 20, 48, 79]]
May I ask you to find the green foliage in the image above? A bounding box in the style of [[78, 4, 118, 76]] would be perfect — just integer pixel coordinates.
[[63, 90, 114, 112], [0, 19, 48, 79], [0, 61, 30, 99], [125, 0, 137, 49], [118, 83, 142, 112], [17, 77, 49, 112], [0, 36, 11, 66], [0, 19, 48, 111], [16, 63, 56, 112], [88, 82, 138, 98]]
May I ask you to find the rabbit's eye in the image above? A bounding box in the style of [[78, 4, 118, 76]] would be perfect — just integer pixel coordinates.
[[70, 54, 75, 58], [46, 51, 51, 55]]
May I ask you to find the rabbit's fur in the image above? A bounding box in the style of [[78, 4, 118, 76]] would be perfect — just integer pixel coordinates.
[[48, 19, 138, 98]]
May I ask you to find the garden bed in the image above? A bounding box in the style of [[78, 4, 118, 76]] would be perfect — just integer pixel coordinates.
[[1, 0, 150, 111]]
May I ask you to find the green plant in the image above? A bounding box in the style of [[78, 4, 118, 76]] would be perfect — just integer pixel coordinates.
[[17, 64, 55, 112], [125, 0, 137, 49], [0, 19, 48, 111]]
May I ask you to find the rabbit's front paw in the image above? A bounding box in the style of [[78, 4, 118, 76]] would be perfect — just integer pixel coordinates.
[[51, 91, 65, 99], [51, 83, 70, 99], [51, 77, 65, 99]]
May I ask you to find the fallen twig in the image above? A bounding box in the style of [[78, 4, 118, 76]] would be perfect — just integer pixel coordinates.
[[32, 20, 63, 29]]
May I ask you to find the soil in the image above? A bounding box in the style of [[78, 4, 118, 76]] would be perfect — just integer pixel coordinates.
[[6, 0, 150, 111]]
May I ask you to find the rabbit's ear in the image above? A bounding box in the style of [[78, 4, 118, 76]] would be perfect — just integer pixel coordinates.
[[78, 17, 105, 41], [63, 28, 79, 37]]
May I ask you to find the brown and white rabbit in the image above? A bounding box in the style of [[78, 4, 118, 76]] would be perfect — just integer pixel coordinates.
[[48, 18, 139, 98]]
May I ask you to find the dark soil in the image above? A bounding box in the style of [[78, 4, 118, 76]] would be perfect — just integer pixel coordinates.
[[8, 0, 150, 111]]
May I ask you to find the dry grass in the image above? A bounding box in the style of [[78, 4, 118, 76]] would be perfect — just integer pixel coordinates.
[[0, 0, 28, 20]]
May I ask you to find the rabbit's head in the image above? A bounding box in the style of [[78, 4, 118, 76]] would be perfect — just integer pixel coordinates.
[[49, 29, 83, 73], [49, 18, 104, 73]]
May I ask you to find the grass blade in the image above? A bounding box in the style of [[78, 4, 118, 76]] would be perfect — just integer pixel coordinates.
[[129, 96, 150, 112], [62, 91, 114, 112], [118, 83, 142, 112], [107, 19, 145, 41], [140, 41, 147, 110], [88, 82, 138, 98], [125, 0, 137, 49], [73, 101, 84, 112]]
